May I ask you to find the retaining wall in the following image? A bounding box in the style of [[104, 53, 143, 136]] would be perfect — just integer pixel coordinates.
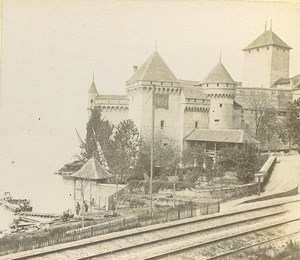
[[242, 185, 298, 204], [259, 156, 277, 188]]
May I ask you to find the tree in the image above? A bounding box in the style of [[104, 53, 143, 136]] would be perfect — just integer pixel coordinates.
[[181, 144, 211, 169], [280, 99, 300, 150], [218, 144, 262, 184], [134, 134, 182, 181], [256, 107, 281, 150], [72, 162, 95, 228], [109, 119, 141, 182], [241, 93, 274, 137], [79, 107, 114, 162]]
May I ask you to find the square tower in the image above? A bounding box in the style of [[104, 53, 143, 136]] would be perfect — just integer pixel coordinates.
[[242, 29, 292, 88], [126, 51, 181, 143]]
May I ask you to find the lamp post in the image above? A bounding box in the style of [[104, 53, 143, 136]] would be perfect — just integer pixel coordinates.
[[254, 173, 264, 196], [150, 84, 156, 218]]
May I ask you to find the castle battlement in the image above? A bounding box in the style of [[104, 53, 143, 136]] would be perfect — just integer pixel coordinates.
[[87, 26, 299, 148]]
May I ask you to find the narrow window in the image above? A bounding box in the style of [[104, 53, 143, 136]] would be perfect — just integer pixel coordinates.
[[220, 104, 222, 108], [217, 83, 219, 86], [256, 48, 259, 52], [266, 47, 269, 50], [90, 99, 93, 103], [195, 122, 198, 128], [160, 120, 165, 129], [161, 82, 163, 85]]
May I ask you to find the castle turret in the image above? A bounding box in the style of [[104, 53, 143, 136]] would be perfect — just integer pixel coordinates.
[[242, 25, 292, 88], [126, 51, 181, 140], [200, 59, 237, 129], [88, 75, 99, 117]]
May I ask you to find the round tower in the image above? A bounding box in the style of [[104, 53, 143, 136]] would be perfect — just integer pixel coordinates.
[[88, 74, 99, 117], [200, 60, 237, 129]]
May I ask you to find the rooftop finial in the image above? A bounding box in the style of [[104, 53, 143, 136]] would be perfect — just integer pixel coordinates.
[[265, 20, 267, 32], [219, 52, 222, 63], [155, 40, 157, 51], [92, 71, 95, 83], [270, 19, 272, 31]]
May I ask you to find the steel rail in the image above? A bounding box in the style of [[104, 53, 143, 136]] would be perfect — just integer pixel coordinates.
[[6, 198, 300, 260], [77, 210, 287, 260], [144, 217, 300, 260], [206, 230, 300, 259]]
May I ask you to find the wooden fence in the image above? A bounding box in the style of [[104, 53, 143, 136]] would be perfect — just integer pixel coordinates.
[[0, 201, 220, 256]]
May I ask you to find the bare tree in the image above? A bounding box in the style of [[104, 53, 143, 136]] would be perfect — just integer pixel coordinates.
[[72, 162, 97, 228], [241, 92, 272, 137]]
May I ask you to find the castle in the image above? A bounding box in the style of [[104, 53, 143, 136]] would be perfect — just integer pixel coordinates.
[[88, 27, 300, 155]]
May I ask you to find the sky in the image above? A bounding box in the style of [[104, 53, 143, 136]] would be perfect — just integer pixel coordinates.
[[0, 0, 300, 186]]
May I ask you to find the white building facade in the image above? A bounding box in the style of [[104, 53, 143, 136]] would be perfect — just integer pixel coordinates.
[[88, 27, 300, 150]]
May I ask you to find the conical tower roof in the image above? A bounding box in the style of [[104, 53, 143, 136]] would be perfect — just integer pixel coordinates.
[[201, 61, 235, 84], [71, 157, 112, 181], [88, 80, 98, 95], [127, 51, 178, 84], [243, 30, 292, 51]]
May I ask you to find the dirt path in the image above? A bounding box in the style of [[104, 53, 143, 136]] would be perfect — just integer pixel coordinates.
[[264, 155, 300, 193]]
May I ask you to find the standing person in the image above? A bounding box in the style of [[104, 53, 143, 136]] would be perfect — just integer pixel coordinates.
[[76, 202, 80, 215], [13, 214, 20, 229], [84, 201, 88, 212]]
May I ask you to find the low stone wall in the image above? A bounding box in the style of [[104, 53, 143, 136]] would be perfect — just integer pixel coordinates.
[[259, 156, 277, 188], [194, 183, 258, 200], [242, 185, 298, 204]]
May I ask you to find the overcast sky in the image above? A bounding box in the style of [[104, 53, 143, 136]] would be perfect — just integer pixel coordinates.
[[0, 0, 300, 181]]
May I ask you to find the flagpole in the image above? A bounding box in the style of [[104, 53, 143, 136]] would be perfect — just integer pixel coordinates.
[[150, 84, 155, 219]]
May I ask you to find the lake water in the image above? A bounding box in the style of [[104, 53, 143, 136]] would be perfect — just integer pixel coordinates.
[[0, 174, 74, 231]]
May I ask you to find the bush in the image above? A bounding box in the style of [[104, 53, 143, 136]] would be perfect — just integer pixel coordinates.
[[218, 144, 267, 184], [126, 179, 194, 195]]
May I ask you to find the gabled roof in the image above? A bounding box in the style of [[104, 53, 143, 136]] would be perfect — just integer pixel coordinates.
[[272, 78, 290, 86], [243, 30, 292, 51], [71, 157, 112, 181], [292, 75, 300, 86], [272, 75, 300, 88], [233, 101, 243, 109], [185, 129, 260, 144], [88, 81, 98, 95], [181, 86, 207, 99], [179, 79, 207, 99], [127, 51, 178, 84], [201, 61, 235, 84]]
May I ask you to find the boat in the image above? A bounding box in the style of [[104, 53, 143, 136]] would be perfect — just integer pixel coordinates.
[[0, 192, 33, 212]]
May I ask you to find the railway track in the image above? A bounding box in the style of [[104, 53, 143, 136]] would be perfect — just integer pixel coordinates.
[[3, 198, 300, 260], [206, 230, 300, 260], [144, 216, 300, 260]]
